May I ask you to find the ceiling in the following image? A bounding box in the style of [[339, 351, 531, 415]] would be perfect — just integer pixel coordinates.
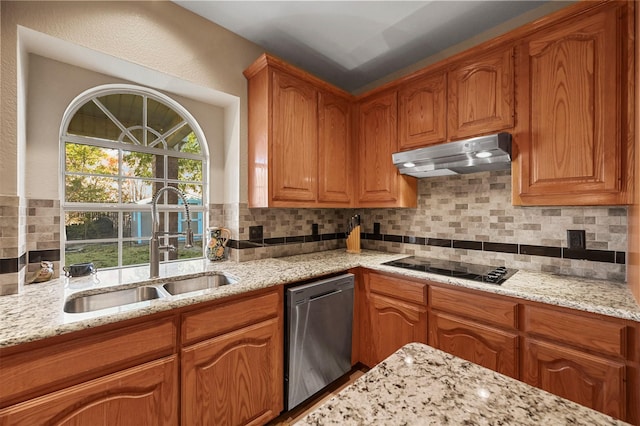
[[173, 1, 565, 93]]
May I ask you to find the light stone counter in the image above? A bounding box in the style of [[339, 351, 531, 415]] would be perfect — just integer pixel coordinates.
[[295, 343, 628, 426], [1, 250, 639, 348]]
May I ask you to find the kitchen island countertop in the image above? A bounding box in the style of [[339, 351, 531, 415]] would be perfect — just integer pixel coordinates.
[[295, 342, 628, 426], [1, 249, 639, 348]]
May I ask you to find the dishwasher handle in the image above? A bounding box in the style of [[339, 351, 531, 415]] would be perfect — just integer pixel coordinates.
[[309, 288, 342, 302]]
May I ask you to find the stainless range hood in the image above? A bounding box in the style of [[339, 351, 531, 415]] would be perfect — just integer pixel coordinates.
[[392, 133, 512, 178]]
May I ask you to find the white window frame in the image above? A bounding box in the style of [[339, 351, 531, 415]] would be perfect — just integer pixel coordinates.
[[59, 84, 209, 269]]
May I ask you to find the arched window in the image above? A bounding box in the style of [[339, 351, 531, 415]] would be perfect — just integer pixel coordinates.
[[60, 84, 208, 269]]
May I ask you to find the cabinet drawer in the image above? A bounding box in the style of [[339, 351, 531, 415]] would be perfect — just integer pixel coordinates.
[[430, 286, 517, 329], [182, 289, 281, 345], [0, 317, 177, 407], [369, 273, 426, 304], [523, 305, 626, 357]]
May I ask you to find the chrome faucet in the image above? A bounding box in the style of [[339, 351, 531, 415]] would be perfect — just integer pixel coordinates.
[[149, 186, 194, 278]]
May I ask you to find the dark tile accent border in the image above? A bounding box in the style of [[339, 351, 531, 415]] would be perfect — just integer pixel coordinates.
[[226, 232, 626, 265], [563, 248, 615, 263], [383, 234, 403, 243], [519, 245, 562, 258], [28, 249, 61, 263], [427, 238, 452, 247], [0, 253, 27, 274], [483, 242, 518, 254], [453, 240, 482, 251]]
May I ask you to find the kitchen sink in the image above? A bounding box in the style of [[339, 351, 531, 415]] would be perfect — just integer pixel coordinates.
[[64, 286, 164, 313], [162, 273, 238, 295]]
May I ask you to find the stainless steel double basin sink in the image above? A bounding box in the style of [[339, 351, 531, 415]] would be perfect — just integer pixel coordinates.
[[63, 273, 238, 314]]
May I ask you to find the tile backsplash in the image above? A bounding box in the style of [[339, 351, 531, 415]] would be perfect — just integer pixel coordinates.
[[220, 171, 627, 282], [8, 171, 628, 295]]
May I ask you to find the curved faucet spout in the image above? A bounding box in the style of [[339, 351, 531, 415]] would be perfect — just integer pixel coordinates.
[[149, 186, 195, 278]]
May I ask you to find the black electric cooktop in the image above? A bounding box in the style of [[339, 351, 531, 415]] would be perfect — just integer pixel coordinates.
[[382, 256, 517, 285]]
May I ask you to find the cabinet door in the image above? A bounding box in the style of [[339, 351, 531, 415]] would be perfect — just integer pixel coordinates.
[[429, 312, 518, 378], [0, 357, 178, 425], [515, 6, 628, 205], [365, 292, 427, 367], [358, 91, 416, 207], [399, 72, 447, 149], [181, 318, 282, 426], [272, 71, 318, 203], [318, 90, 353, 205], [523, 339, 625, 420], [448, 47, 514, 139]]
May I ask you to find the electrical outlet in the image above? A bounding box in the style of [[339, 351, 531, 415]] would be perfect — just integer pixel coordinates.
[[312, 223, 319, 236], [373, 222, 381, 235], [567, 230, 586, 250], [249, 225, 263, 241]]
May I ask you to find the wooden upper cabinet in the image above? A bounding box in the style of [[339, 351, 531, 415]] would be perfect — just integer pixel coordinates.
[[357, 91, 417, 207], [244, 54, 354, 208], [318, 90, 353, 204], [514, 4, 632, 205], [448, 47, 514, 139], [271, 71, 318, 203], [398, 71, 447, 149]]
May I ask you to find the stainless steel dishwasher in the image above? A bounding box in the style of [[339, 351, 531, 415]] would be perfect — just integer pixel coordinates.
[[285, 273, 354, 410]]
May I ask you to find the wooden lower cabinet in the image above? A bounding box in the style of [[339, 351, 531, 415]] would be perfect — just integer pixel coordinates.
[[523, 338, 626, 420], [181, 317, 283, 426], [363, 292, 427, 367], [0, 356, 178, 425], [429, 312, 518, 378]]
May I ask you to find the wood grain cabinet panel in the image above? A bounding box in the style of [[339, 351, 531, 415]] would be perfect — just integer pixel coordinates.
[[181, 318, 283, 426], [523, 305, 626, 357], [429, 312, 518, 378], [0, 317, 176, 408], [398, 72, 447, 149], [430, 286, 517, 329], [318, 90, 353, 204], [523, 339, 625, 420], [0, 356, 178, 426], [357, 91, 417, 207], [271, 71, 318, 203], [369, 273, 427, 305], [244, 54, 355, 207], [514, 4, 632, 205], [448, 47, 514, 139], [366, 293, 427, 367]]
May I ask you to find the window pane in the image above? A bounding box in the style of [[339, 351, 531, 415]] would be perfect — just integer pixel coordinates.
[[177, 158, 202, 182], [123, 211, 153, 239], [65, 143, 118, 175], [65, 175, 119, 203], [123, 241, 150, 266], [65, 212, 118, 240], [177, 184, 203, 203], [147, 98, 183, 141], [66, 100, 122, 141], [123, 151, 163, 179], [179, 131, 201, 154], [122, 179, 155, 204], [97, 94, 143, 144], [65, 242, 118, 269], [178, 238, 203, 260]]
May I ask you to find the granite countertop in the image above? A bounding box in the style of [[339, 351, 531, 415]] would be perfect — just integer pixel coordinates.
[[295, 343, 628, 426], [1, 249, 639, 348]]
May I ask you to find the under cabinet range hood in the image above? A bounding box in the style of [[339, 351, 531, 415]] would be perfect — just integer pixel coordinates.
[[392, 133, 512, 178]]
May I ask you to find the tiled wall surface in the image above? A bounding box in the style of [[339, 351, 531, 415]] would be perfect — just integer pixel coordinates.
[[4, 171, 629, 293], [358, 171, 627, 281], [0, 195, 26, 295], [26, 199, 61, 280], [219, 171, 627, 282]]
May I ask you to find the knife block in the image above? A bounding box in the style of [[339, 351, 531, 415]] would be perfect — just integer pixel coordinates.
[[346, 225, 361, 253]]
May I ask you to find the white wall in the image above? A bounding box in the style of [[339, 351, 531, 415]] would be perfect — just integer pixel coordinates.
[[26, 54, 225, 203]]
